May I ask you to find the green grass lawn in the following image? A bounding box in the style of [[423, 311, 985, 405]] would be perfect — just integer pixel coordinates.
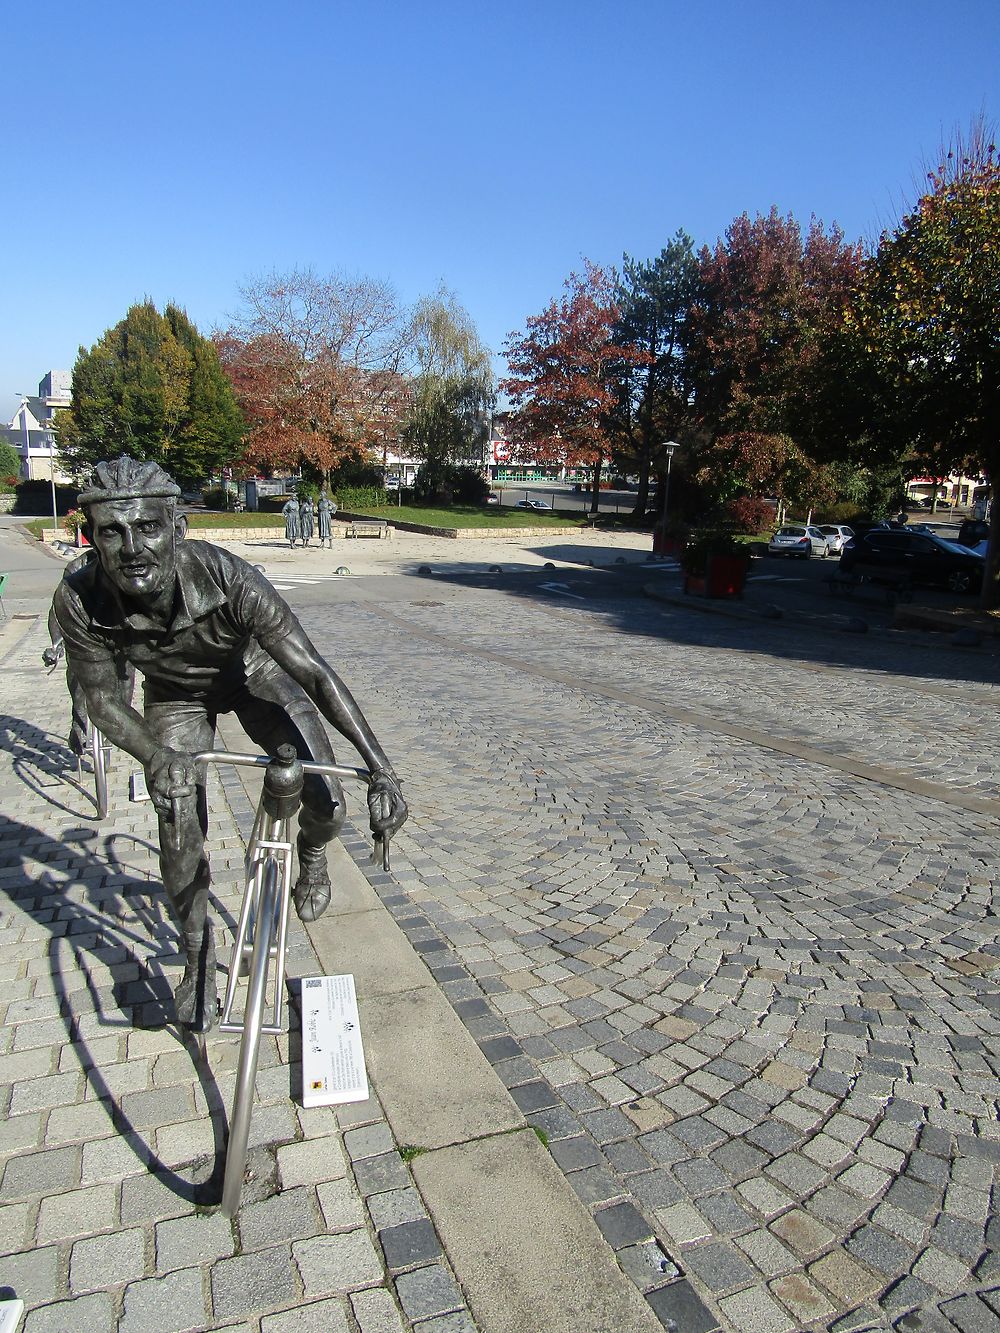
[[24, 502, 621, 539], [370, 502, 582, 528]]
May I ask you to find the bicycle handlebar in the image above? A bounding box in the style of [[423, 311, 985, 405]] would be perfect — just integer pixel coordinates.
[[172, 749, 393, 871], [188, 750, 372, 784]]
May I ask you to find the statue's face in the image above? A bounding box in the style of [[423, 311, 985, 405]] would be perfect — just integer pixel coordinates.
[[87, 497, 187, 604]]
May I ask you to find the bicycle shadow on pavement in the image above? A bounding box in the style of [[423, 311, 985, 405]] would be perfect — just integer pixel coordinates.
[[0, 712, 101, 820], [0, 811, 228, 1206]]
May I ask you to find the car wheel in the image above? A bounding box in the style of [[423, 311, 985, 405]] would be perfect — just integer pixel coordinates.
[[946, 570, 973, 594], [820, 545, 830, 559]]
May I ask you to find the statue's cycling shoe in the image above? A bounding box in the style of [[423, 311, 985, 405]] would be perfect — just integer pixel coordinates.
[[293, 844, 332, 921]]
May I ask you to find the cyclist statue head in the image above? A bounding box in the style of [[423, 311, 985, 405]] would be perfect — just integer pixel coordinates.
[[55, 455, 407, 1031]]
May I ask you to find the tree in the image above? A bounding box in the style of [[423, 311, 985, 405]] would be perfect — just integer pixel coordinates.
[[0, 439, 21, 482], [609, 233, 699, 519], [217, 268, 412, 488], [849, 124, 1000, 605], [57, 301, 243, 483], [683, 210, 863, 515], [501, 261, 648, 513], [402, 289, 494, 499]]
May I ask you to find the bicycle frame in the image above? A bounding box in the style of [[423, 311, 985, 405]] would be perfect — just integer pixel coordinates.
[[186, 751, 370, 1038]]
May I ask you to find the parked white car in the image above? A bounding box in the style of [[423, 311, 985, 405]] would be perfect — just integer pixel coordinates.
[[818, 524, 854, 554], [767, 525, 831, 559]]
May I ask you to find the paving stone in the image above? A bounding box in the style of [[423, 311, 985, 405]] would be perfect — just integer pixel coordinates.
[[365, 1187, 427, 1232], [911, 1245, 971, 1293], [846, 1223, 916, 1277], [683, 1240, 757, 1293], [939, 1293, 1000, 1333], [718, 1285, 796, 1332], [23, 1293, 116, 1332], [378, 1219, 442, 1270], [261, 1297, 352, 1332], [0, 1145, 80, 1200], [294, 1230, 384, 1296], [768, 1272, 836, 1325], [656, 1200, 712, 1244], [70, 1226, 146, 1292], [276, 1135, 347, 1188], [394, 1265, 465, 1322], [36, 1182, 117, 1243], [810, 1250, 883, 1303], [212, 1246, 301, 1320], [547, 1134, 604, 1172], [593, 1201, 653, 1248], [120, 1267, 209, 1332], [352, 1152, 412, 1196], [237, 1186, 322, 1251], [350, 1287, 408, 1333], [0, 1246, 60, 1305], [645, 1278, 721, 1333], [156, 1211, 236, 1271]]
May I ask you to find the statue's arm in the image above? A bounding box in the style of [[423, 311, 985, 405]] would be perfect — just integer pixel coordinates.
[[264, 622, 407, 836], [265, 622, 394, 776], [70, 655, 186, 812]]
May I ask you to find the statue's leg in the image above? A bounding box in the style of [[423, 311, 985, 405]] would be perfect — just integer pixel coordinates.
[[146, 701, 218, 1031], [234, 683, 345, 922]]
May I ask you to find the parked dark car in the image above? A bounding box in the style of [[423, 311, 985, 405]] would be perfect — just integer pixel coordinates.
[[957, 518, 990, 549], [839, 529, 985, 594]]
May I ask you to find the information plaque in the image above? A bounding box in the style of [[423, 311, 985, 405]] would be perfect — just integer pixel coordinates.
[[301, 974, 370, 1107]]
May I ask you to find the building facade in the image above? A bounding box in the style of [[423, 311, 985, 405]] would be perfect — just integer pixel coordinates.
[[4, 372, 73, 482]]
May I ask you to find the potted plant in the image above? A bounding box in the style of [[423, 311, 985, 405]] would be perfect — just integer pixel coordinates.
[[681, 530, 750, 598]]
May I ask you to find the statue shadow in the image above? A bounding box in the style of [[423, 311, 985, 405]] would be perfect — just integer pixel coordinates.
[[0, 811, 232, 1209]]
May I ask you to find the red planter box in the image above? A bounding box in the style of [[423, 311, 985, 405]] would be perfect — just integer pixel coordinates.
[[684, 555, 747, 598]]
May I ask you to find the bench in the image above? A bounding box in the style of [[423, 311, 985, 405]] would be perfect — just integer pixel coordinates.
[[0, 572, 6, 620], [344, 521, 392, 540], [824, 566, 912, 605]]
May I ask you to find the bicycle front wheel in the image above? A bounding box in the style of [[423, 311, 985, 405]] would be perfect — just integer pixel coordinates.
[[91, 726, 110, 819], [222, 858, 280, 1217]]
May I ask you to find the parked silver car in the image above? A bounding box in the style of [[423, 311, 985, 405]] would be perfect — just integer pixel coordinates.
[[768, 525, 831, 559]]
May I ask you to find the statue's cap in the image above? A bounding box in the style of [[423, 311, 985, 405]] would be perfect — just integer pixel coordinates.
[[78, 457, 181, 507]]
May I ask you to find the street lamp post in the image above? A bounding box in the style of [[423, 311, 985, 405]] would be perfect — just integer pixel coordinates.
[[661, 440, 678, 523]]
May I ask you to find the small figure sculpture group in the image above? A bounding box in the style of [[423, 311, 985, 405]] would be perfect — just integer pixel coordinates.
[[282, 494, 337, 549]]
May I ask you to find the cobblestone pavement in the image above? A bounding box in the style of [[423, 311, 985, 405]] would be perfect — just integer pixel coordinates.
[[290, 571, 1000, 1333], [0, 616, 475, 1332]]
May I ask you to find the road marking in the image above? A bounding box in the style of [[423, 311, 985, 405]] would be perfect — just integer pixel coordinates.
[[538, 582, 585, 599]]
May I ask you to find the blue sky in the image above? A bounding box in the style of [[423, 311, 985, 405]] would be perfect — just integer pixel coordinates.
[[4, 0, 998, 423]]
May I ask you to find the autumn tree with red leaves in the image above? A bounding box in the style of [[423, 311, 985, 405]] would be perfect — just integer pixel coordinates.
[[216, 268, 412, 488], [501, 262, 648, 513], [682, 209, 863, 514]]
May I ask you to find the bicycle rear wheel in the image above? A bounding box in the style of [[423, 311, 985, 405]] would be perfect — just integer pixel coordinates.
[[221, 858, 280, 1217], [91, 726, 110, 819]]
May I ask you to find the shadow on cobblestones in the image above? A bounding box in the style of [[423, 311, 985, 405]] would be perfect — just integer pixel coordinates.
[[0, 806, 228, 1206]]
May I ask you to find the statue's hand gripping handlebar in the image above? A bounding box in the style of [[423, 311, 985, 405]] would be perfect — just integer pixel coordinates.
[[163, 750, 400, 870]]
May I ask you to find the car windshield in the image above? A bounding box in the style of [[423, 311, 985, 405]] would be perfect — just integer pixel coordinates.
[[819, 527, 837, 535], [777, 527, 806, 537]]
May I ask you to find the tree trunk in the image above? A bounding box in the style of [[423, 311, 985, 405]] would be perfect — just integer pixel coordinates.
[[632, 456, 650, 520], [590, 456, 603, 514]]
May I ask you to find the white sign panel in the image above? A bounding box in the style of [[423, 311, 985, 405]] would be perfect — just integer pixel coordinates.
[[301, 974, 370, 1107]]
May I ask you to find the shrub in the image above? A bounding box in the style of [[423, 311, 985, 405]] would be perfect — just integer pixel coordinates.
[[335, 485, 388, 510], [13, 480, 79, 515], [724, 496, 776, 535]]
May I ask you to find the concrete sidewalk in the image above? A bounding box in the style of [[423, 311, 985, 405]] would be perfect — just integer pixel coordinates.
[[0, 605, 662, 1331]]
